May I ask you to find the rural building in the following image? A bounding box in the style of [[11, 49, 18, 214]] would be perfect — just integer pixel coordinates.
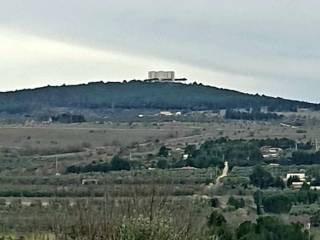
[[81, 178, 98, 185], [219, 109, 227, 118], [148, 71, 175, 81], [291, 181, 310, 190], [285, 173, 306, 182], [233, 108, 253, 114], [261, 146, 283, 159], [183, 154, 189, 160], [297, 107, 312, 113], [159, 111, 173, 116], [260, 106, 269, 113]]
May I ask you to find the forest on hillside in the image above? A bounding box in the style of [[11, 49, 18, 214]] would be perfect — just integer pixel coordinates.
[[0, 81, 318, 114]]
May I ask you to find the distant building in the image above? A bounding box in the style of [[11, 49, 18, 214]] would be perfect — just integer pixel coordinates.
[[81, 178, 98, 185], [291, 181, 310, 190], [159, 111, 173, 116], [261, 146, 283, 160], [219, 109, 227, 118], [148, 71, 175, 81], [180, 166, 197, 170], [285, 173, 306, 182], [260, 106, 269, 114], [234, 108, 253, 114], [297, 107, 312, 113]]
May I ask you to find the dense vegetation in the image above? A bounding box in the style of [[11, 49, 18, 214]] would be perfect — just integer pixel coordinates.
[[291, 151, 320, 165], [250, 166, 285, 189], [186, 137, 296, 168], [226, 109, 283, 121], [66, 155, 131, 174], [0, 81, 318, 114], [254, 188, 320, 214], [207, 211, 311, 239]]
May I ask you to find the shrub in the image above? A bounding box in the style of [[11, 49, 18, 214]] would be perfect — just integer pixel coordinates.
[[227, 196, 245, 209]]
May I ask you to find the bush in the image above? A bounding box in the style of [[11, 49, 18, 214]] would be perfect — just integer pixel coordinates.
[[158, 146, 170, 158], [111, 155, 131, 171], [156, 158, 169, 169], [114, 216, 187, 240], [262, 194, 292, 213], [236, 216, 309, 240], [227, 196, 245, 209], [249, 166, 274, 189]]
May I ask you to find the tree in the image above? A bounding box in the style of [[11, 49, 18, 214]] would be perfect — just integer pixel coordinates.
[[207, 211, 233, 240], [111, 155, 130, 171], [249, 166, 274, 189], [262, 194, 292, 214], [227, 196, 245, 209], [273, 177, 285, 189], [236, 221, 256, 239], [287, 176, 300, 187], [236, 217, 309, 240], [300, 182, 310, 191], [253, 190, 264, 215], [184, 144, 197, 157], [208, 211, 226, 228], [158, 146, 170, 158], [311, 210, 320, 227], [156, 158, 169, 169]]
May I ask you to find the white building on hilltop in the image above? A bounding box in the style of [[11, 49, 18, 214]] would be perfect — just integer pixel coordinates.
[[148, 71, 175, 81]]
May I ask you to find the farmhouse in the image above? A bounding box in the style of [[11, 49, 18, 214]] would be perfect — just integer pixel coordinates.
[[285, 173, 306, 182]]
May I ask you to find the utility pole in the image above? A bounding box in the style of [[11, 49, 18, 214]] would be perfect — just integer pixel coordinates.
[[316, 139, 319, 152], [55, 157, 60, 176]]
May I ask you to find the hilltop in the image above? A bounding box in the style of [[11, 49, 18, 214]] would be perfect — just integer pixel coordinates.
[[0, 81, 318, 114]]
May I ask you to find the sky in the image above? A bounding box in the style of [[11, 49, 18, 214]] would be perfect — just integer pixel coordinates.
[[0, 0, 319, 102]]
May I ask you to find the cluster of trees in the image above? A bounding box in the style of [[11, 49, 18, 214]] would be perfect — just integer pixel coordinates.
[[227, 196, 245, 209], [249, 166, 285, 189], [66, 156, 131, 174], [254, 188, 320, 214], [225, 110, 282, 121], [186, 138, 262, 168], [185, 138, 296, 168], [291, 151, 320, 165], [51, 113, 86, 123], [0, 81, 318, 114], [207, 211, 309, 240], [235, 217, 309, 240]]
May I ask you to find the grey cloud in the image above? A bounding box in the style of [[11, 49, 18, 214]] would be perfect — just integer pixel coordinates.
[[0, 0, 319, 101]]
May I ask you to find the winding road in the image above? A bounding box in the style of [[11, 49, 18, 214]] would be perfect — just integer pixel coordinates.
[[216, 161, 229, 186]]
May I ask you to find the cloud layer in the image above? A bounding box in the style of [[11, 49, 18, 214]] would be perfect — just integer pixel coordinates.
[[0, 0, 319, 102]]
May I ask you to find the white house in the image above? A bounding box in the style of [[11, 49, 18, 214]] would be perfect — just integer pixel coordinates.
[[286, 173, 306, 181], [148, 71, 175, 81]]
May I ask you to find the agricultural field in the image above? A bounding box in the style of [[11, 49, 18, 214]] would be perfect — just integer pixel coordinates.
[[0, 111, 320, 238]]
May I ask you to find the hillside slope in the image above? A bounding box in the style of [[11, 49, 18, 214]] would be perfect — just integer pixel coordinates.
[[0, 81, 318, 113]]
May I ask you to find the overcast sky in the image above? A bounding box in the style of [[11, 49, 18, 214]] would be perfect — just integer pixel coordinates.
[[0, 0, 319, 102]]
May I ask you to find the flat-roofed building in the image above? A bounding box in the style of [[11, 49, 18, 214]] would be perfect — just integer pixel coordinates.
[[286, 173, 306, 181], [148, 71, 175, 81]]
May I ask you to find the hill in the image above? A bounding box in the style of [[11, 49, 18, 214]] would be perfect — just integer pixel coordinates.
[[0, 81, 318, 114]]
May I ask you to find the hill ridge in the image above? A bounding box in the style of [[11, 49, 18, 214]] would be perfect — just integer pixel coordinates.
[[0, 81, 318, 113]]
